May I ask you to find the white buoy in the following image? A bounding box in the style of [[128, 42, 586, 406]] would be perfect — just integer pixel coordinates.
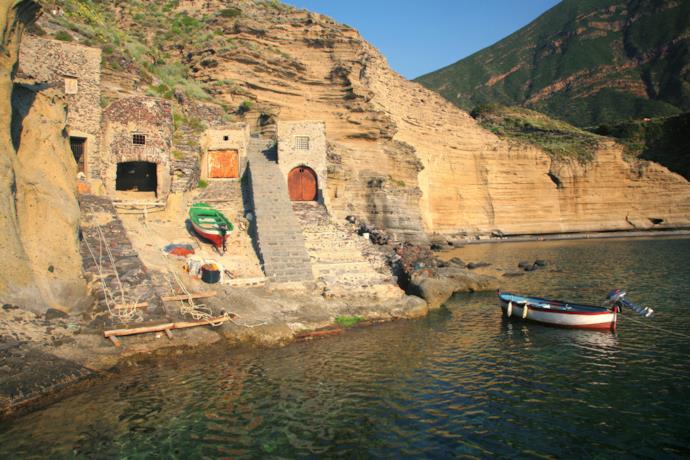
[[506, 301, 512, 317], [522, 304, 528, 319]]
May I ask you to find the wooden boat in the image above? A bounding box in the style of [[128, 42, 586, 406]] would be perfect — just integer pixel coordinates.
[[189, 203, 233, 253], [498, 291, 619, 330]]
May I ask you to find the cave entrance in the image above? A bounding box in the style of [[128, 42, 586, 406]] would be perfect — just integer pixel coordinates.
[[69, 136, 86, 173], [116, 161, 157, 199]]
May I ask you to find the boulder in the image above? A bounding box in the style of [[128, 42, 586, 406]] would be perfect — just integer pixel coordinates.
[[408, 267, 499, 309], [448, 257, 466, 267], [467, 261, 491, 270]]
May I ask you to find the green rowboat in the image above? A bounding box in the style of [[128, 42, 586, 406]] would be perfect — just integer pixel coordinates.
[[189, 203, 233, 253]]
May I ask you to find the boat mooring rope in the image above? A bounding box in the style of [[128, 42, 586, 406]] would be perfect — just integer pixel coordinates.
[[622, 314, 690, 339]]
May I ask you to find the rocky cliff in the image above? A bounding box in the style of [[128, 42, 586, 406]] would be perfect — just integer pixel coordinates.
[[0, 0, 86, 312], [416, 0, 690, 127], [37, 0, 690, 240]]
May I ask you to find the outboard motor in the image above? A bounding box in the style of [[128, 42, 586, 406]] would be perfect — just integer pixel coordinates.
[[606, 289, 654, 317]]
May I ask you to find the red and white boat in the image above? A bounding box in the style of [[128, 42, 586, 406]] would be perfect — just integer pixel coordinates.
[[497, 290, 653, 331]]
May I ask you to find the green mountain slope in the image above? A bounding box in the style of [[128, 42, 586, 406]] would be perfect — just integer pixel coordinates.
[[416, 0, 690, 127]]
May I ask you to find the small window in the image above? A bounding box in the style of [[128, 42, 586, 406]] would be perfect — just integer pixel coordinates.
[[295, 136, 310, 150], [132, 134, 146, 145], [223, 135, 229, 141], [64, 77, 78, 95]]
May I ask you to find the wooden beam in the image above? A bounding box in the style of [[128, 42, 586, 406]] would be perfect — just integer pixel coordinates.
[[113, 302, 149, 310], [295, 328, 343, 340], [108, 335, 121, 347], [164, 329, 173, 339], [104, 315, 230, 338], [161, 291, 217, 302]]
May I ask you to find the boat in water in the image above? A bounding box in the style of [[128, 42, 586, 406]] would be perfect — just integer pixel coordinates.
[[189, 203, 233, 254], [498, 289, 653, 331]]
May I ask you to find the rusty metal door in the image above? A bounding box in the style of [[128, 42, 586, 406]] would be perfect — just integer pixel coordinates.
[[209, 150, 239, 178], [288, 166, 317, 201]]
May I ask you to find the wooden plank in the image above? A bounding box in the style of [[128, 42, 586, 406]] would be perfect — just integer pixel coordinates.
[[164, 329, 173, 339], [104, 315, 230, 338], [161, 291, 217, 302], [295, 328, 343, 340], [104, 322, 174, 338], [113, 302, 149, 310], [108, 335, 121, 347]]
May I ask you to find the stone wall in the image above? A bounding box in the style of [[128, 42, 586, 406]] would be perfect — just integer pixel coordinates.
[[200, 123, 249, 181], [277, 121, 327, 202], [17, 35, 101, 179], [102, 97, 173, 200]]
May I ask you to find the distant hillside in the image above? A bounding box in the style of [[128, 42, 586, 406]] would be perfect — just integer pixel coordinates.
[[416, 0, 690, 127]]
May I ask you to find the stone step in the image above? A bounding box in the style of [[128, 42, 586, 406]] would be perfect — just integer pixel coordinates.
[[246, 138, 313, 282]]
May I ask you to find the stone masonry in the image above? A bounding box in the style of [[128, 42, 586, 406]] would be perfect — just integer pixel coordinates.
[[17, 36, 102, 179], [277, 121, 327, 202], [292, 202, 403, 300], [102, 97, 173, 200], [246, 138, 313, 283], [78, 195, 163, 325]]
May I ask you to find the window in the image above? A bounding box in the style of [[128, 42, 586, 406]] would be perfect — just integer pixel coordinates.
[[64, 77, 78, 95], [132, 134, 146, 145], [69, 137, 86, 173], [295, 136, 310, 150], [223, 135, 229, 141]]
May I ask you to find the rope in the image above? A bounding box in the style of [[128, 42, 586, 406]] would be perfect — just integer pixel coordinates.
[[168, 270, 227, 326], [167, 270, 267, 329], [83, 225, 143, 324], [621, 314, 690, 339]]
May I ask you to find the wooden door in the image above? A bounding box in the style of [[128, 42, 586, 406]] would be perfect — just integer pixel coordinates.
[[209, 150, 239, 178], [288, 166, 317, 201]]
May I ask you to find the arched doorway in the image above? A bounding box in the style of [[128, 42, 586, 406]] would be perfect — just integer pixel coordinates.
[[287, 166, 317, 201]]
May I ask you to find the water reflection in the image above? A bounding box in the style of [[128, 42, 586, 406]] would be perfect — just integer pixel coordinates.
[[0, 237, 689, 458]]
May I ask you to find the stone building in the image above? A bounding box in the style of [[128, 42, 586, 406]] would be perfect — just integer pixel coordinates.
[[101, 97, 173, 200], [17, 36, 102, 179], [276, 121, 327, 203], [199, 123, 250, 182]]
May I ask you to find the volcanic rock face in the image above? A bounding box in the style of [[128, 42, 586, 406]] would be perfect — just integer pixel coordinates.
[[0, 0, 86, 312], [177, 1, 690, 236]]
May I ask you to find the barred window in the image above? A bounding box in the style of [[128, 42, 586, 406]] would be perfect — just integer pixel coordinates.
[[132, 134, 146, 145], [295, 136, 310, 150]]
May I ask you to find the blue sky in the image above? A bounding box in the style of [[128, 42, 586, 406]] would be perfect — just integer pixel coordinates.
[[284, 0, 561, 79]]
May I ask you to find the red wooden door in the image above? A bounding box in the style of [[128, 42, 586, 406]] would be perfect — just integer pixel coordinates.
[[288, 166, 317, 201], [209, 150, 239, 178]]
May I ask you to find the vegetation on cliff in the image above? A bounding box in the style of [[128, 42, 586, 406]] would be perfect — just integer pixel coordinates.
[[591, 113, 690, 180], [471, 104, 601, 163], [416, 0, 690, 127], [40, 0, 292, 113]]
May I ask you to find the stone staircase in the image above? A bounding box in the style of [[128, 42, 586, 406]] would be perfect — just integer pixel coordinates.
[[292, 202, 402, 299], [78, 195, 164, 323], [246, 138, 314, 283]]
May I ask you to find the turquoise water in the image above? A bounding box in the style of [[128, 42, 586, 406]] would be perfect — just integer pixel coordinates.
[[1, 237, 689, 458]]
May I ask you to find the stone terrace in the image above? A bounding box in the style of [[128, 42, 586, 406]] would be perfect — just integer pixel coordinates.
[[292, 202, 403, 300]]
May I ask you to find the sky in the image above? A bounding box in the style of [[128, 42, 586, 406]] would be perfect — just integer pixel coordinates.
[[284, 0, 561, 79]]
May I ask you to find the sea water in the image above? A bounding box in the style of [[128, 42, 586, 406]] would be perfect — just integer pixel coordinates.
[[1, 237, 689, 458]]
